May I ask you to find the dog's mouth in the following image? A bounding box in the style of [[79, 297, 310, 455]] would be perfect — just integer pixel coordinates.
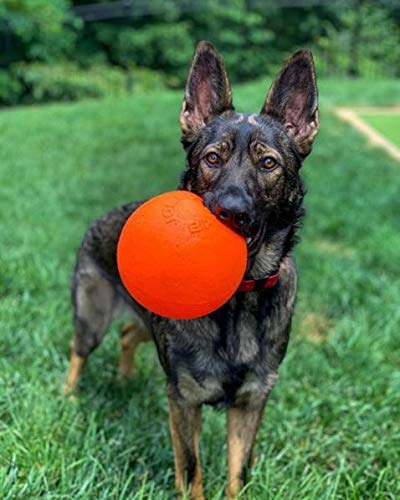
[[215, 213, 263, 252], [201, 191, 266, 255], [246, 221, 267, 257]]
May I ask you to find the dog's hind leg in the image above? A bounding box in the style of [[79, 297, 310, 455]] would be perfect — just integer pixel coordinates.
[[64, 259, 115, 394], [118, 321, 152, 380]]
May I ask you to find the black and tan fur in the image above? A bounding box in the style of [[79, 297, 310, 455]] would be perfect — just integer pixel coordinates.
[[64, 41, 319, 498]]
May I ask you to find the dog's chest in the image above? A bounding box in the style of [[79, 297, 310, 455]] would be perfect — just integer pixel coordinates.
[[155, 295, 276, 407]]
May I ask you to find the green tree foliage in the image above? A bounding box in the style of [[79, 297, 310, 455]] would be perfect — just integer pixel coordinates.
[[187, 0, 275, 83], [314, 0, 400, 77], [11, 62, 128, 102], [0, 0, 79, 63], [94, 22, 194, 87], [0, 0, 399, 105]]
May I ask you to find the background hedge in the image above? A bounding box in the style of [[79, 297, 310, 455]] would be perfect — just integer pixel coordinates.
[[0, 0, 399, 105]]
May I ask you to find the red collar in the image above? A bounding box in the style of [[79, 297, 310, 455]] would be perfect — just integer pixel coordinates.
[[238, 271, 280, 292]]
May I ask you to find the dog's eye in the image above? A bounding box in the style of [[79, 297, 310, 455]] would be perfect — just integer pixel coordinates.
[[263, 157, 278, 170], [205, 152, 221, 167]]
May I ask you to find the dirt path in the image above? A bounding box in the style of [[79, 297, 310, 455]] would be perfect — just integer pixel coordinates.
[[335, 107, 400, 162]]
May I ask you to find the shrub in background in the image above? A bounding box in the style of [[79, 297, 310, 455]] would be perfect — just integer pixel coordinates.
[[188, 1, 275, 83], [0, 69, 23, 105], [0, 0, 399, 106], [0, 0, 79, 64], [11, 62, 128, 103], [6, 62, 165, 104], [126, 65, 166, 93], [314, 1, 400, 78], [94, 22, 194, 88]]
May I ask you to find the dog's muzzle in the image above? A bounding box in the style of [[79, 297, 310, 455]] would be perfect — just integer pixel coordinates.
[[204, 190, 255, 236]]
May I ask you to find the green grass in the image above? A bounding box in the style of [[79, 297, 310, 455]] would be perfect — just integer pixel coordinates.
[[359, 113, 400, 148], [1, 78, 400, 499]]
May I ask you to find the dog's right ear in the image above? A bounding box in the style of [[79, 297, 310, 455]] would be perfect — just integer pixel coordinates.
[[180, 41, 233, 139]]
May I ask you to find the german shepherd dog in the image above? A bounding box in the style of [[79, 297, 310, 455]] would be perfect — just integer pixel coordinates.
[[64, 41, 319, 498]]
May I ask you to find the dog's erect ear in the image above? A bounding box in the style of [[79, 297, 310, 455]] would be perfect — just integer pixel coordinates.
[[261, 50, 318, 157], [180, 41, 233, 137]]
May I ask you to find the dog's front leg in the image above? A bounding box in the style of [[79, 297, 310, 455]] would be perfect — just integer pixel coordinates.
[[226, 398, 267, 499], [167, 386, 204, 499]]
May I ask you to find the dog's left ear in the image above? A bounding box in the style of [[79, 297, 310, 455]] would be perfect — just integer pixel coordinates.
[[261, 50, 318, 157], [180, 41, 233, 139]]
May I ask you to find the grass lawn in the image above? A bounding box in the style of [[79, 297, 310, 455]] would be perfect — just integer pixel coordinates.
[[359, 113, 400, 148], [1, 78, 400, 499]]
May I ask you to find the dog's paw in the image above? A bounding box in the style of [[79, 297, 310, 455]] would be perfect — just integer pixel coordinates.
[[62, 383, 79, 402]]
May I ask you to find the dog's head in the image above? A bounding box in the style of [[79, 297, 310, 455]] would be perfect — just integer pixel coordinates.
[[180, 41, 318, 253]]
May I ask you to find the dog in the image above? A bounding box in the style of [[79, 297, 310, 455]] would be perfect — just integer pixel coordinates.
[[64, 41, 319, 498]]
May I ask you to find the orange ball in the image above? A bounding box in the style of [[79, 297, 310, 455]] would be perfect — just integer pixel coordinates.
[[117, 191, 247, 319]]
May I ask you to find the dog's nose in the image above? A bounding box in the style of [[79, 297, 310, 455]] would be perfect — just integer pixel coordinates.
[[214, 205, 251, 229], [213, 195, 252, 232]]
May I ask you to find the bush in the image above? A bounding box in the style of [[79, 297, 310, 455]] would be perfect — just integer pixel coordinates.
[[189, 1, 275, 82], [1, 0, 399, 106], [95, 22, 194, 88], [11, 63, 127, 103], [8, 62, 166, 104], [0, 0, 79, 63], [314, 2, 400, 78], [126, 65, 166, 93], [0, 71, 23, 105]]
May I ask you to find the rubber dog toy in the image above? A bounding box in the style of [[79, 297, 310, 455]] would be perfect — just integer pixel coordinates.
[[117, 191, 247, 319]]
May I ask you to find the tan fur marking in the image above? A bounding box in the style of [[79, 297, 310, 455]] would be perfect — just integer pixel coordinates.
[[64, 352, 86, 394], [252, 141, 282, 164], [118, 322, 152, 380], [203, 140, 231, 163], [247, 114, 259, 126], [226, 403, 265, 499], [168, 396, 204, 499]]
